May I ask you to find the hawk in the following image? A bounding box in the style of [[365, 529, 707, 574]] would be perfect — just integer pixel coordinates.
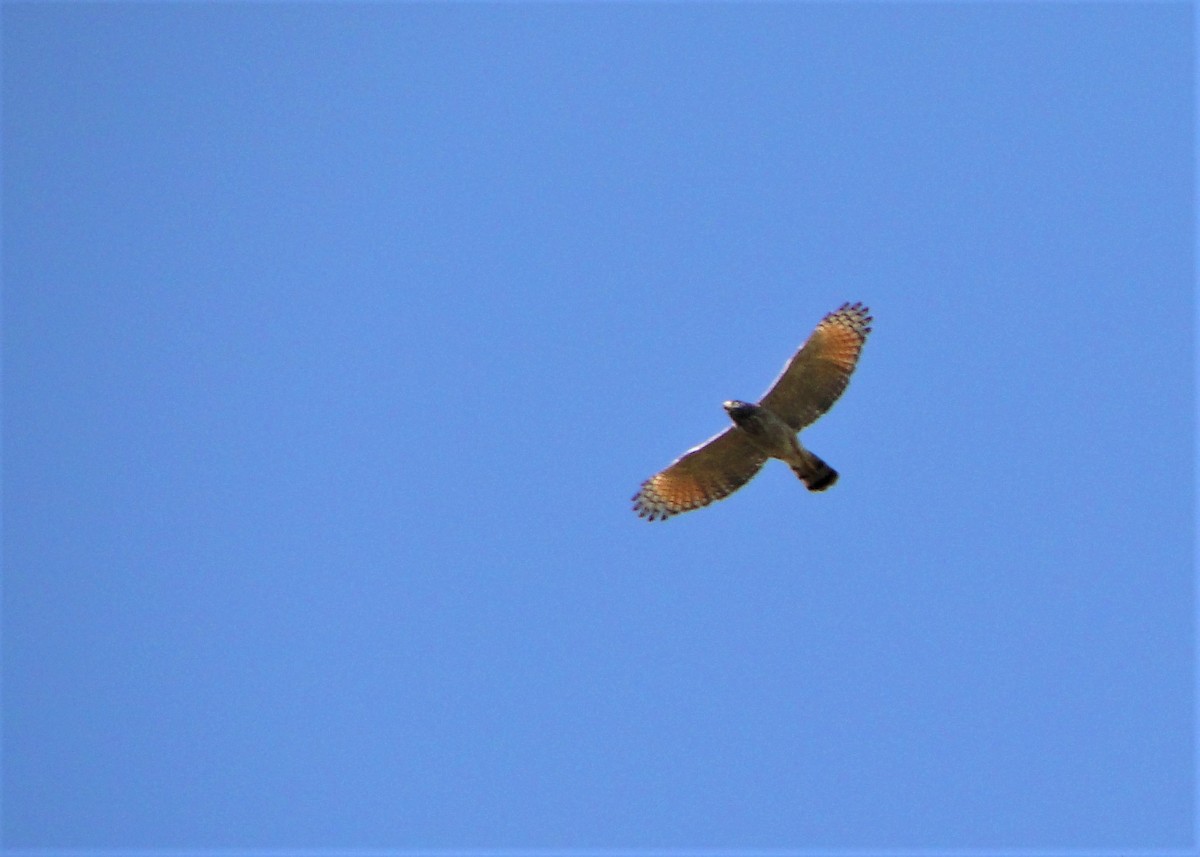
[[632, 302, 872, 521]]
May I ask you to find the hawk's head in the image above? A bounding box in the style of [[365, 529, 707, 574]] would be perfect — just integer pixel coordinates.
[[723, 400, 758, 426]]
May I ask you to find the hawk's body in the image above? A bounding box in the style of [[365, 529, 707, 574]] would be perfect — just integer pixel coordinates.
[[724, 400, 838, 491], [632, 302, 872, 521]]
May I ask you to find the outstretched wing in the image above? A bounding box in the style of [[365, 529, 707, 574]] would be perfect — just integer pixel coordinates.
[[632, 427, 768, 521], [759, 302, 872, 430]]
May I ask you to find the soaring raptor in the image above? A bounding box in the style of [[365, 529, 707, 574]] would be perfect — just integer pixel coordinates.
[[632, 302, 872, 521]]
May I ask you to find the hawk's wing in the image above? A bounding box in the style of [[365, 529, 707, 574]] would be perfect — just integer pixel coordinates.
[[632, 427, 768, 521], [758, 302, 872, 431]]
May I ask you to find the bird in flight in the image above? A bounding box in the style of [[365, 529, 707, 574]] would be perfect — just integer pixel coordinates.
[[632, 302, 872, 521]]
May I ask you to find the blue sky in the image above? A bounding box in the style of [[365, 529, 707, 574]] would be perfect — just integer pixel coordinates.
[[2, 2, 1194, 851]]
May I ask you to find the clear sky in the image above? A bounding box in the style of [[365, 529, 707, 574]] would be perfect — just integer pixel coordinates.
[[2, 2, 1194, 851]]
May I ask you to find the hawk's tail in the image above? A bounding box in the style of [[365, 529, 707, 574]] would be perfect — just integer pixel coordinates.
[[791, 451, 838, 492]]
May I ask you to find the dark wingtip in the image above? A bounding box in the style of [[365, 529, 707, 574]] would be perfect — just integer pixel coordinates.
[[632, 498, 666, 521], [837, 301, 872, 335]]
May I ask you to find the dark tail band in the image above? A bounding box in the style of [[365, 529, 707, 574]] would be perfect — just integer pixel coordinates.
[[792, 452, 838, 492]]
